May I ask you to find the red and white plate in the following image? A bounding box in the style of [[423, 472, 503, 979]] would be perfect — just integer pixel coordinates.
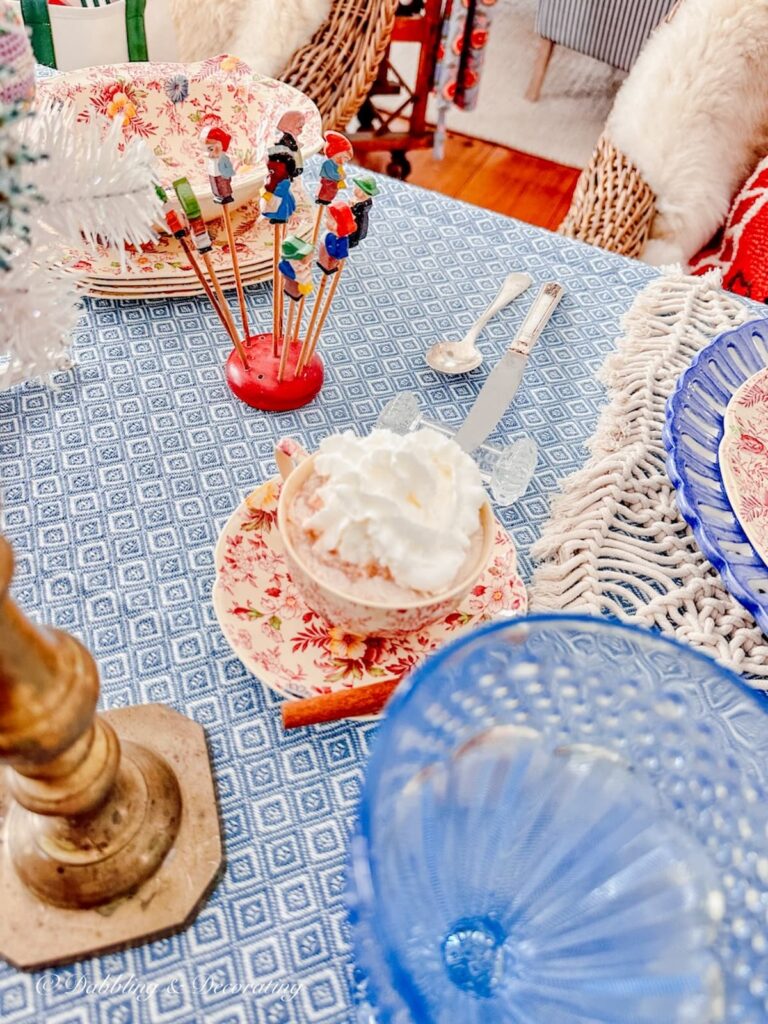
[[39, 55, 320, 297], [719, 366, 768, 565]]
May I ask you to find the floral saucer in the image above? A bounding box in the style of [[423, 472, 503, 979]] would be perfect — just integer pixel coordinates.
[[212, 479, 528, 702], [38, 54, 322, 219], [719, 365, 768, 565]]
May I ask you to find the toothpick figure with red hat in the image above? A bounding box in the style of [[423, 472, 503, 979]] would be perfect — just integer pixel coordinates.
[[317, 202, 357, 275], [295, 201, 357, 376], [199, 125, 235, 205], [199, 123, 251, 339], [316, 132, 354, 206]]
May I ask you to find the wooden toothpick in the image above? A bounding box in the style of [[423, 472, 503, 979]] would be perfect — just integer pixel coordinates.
[[277, 224, 287, 345], [260, 134, 302, 355], [171, 177, 247, 368], [292, 295, 307, 346], [300, 265, 343, 373], [179, 236, 238, 344], [203, 252, 249, 367], [222, 204, 250, 340], [198, 123, 252, 344], [272, 223, 280, 356], [278, 302, 297, 382], [157, 188, 240, 350], [311, 206, 324, 246], [295, 274, 328, 375]]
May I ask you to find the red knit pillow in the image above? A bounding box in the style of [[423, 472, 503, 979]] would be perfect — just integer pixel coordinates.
[[690, 156, 768, 303]]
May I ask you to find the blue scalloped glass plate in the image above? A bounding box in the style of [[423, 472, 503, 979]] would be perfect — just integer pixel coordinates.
[[663, 318, 768, 633]]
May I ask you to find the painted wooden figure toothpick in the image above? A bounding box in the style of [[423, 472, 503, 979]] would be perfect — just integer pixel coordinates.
[[312, 131, 354, 246], [297, 201, 356, 375], [172, 177, 213, 253], [199, 125, 235, 205], [317, 202, 357, 276], [316, 132, 354, 206], [261, 137, 302, 354], [172, 176, 245, 365], [261, 141, 301, 225], [156, 184, 242, 354], [273, 109, 308, 176], [199, 124, 250, 339], [349, 176, 379, 249], [277, 235, 314, 382], [279, 235, 314, 302]]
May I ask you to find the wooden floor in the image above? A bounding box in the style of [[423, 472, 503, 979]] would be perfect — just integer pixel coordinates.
[[358, 132, 581, 231]]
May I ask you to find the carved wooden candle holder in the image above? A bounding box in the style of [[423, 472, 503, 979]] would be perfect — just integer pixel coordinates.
[[0, 537, 222, 969]]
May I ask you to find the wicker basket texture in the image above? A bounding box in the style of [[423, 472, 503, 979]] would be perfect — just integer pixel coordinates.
[[280, 0, 400, 133]]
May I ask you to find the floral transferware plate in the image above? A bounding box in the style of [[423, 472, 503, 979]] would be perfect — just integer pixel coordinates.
[[79, 260, 272, 295], [719, 366, 768, 565], [78, 256, 272, 290], [83, 274, 272, 301], [38, 54, 322, 220], [664, 318, 768, 633], [63, 193, 312, 297], [83, 269, 272, 301], [212, 478, 528, 702]]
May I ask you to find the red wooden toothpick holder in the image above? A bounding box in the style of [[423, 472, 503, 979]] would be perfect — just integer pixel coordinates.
[[224, 333, 323, 412]]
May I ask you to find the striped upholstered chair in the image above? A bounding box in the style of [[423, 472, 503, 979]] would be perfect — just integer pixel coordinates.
[[526, 0, 680, 101]]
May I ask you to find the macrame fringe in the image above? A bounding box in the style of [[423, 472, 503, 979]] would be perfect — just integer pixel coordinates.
[[530, 269, 768, 684]]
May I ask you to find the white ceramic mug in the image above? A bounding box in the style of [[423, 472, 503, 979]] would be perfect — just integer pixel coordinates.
[[275, 438, 495, 638]]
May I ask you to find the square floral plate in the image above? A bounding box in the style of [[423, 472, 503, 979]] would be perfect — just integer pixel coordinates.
[[212, 479, 527, 703], [39, 55, 320, 295], [62, 191, 313, 296]]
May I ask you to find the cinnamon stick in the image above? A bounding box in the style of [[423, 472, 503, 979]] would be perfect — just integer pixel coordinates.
[[281, 677, 401, 729]]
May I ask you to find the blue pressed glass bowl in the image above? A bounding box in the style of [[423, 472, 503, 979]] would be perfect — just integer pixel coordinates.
[[348, 615, 768, 1024]]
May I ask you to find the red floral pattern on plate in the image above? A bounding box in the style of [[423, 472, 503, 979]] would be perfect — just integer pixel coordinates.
[[38, 55, 321, 207], [60, 193, 312, 296], [212, 478, 528, 702], [720, 366, 768, 564], [39, 55, 320, 296]]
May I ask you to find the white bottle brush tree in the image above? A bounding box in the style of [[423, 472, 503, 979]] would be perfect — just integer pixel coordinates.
[[0, 12, 161, 389]]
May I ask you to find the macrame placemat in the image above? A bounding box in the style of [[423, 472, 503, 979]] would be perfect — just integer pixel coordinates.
[[530, 270, 768, 684]]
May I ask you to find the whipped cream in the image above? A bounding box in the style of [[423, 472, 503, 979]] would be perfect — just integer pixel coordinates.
[[302, 428, 486, 594]]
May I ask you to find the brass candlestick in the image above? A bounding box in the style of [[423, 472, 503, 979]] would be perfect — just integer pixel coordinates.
[[0, 537, 222, 969]]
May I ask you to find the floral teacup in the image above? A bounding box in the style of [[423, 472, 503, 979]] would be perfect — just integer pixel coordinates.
[[275, 439, 495, 638]]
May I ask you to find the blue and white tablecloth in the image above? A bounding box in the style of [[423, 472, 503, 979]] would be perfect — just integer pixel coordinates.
[[0, 164, 656, 1024]]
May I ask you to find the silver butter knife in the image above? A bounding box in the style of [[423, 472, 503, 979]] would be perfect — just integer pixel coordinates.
[[454, 281, 564, 453]]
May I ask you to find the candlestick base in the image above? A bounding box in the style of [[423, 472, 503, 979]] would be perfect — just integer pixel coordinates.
[[0, 704, 222, 970], [225, 333, 324, 411]]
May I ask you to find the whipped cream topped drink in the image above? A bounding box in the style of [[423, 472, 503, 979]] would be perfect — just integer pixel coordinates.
[[284, 428, 488, 608]]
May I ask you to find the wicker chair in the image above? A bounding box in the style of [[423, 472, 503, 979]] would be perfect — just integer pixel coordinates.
[[559, 134, 656, 259], [280, 0, 400, 133], [559, 1, 689, 259]]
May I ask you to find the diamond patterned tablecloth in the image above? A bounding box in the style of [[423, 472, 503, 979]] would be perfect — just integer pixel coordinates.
[[0, 163, 656, 1024]]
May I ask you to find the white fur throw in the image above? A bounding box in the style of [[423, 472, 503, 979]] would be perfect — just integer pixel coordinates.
[[169, 0, 331, 79], [607, 0, 768, 267]]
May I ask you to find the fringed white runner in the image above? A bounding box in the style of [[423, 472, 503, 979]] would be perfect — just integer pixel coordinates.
[[530, 270, 768, 684]]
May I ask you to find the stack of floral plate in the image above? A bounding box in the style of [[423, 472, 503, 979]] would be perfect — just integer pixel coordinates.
[[38, 54, 322, 300]]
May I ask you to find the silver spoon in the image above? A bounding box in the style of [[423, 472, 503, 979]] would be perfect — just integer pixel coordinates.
[[425, 271, 533, 375]]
